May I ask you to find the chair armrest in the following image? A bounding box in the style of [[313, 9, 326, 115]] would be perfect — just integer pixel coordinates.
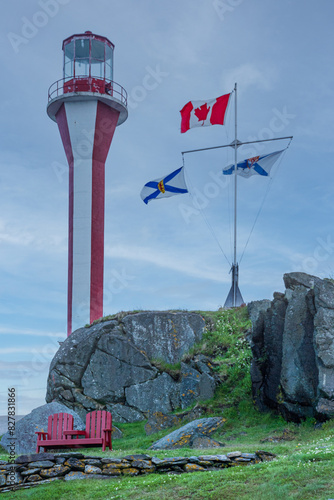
[[35, 431, 48, 436], [102, 427, 112, 432], [63, 430, 86, 436]]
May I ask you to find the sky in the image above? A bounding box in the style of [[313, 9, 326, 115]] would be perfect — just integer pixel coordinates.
[[1, 0, 334, 416]]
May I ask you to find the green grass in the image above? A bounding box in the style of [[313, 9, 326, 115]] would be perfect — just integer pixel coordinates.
[[85, 308, 193, 328], [2, 417, 334, 499], [184, 306, 253, 416], [1, 307, 334, 499]]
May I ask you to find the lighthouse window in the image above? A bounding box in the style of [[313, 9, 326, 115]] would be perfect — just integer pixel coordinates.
[[91, 40, 104, 79], [75, 38, 89, 59], [105, 45, 113, 81], [105, 62, 112, 81], [75, 58, 90, 77], [75, 38, 89, 77], [91, 40, 104, 60], [64, 41, 74, 79], [91, 59, 104, 78]]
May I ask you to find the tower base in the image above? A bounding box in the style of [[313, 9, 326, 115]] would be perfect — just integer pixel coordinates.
[[224, 264, 244, 308]]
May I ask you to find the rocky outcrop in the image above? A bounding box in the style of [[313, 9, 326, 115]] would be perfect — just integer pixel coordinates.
[[46, 312, 218, 422], [249, 272, 334, 421]]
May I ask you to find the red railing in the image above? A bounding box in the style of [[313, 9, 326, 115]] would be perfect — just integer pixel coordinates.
[[48, 76, 127, 107]]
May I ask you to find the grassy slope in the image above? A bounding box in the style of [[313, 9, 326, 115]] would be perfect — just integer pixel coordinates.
[[1, 307, 334, 499]]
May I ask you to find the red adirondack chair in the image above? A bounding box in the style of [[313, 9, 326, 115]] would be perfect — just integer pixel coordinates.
[[64, 410, 112, 451], [35, 412, 74, 453]]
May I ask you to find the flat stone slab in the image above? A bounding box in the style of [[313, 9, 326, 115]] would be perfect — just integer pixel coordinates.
[[84, 465, 102, 474], [191, 436, 224, 448], [145, 407, 204, 435], [184, 463, 206, 472], [150, 417, 226, 450], [64, 458, 85, 471], [123, 454, 151, 461], [39, 465, 71, 478], [27, 461, 54, 469], [15, 453, 55, 464], [21, 469, 41, 476]]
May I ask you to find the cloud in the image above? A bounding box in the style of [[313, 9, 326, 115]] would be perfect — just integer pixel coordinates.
[[221, 63, 278, 94], [0, 360, 50, 384], [0, 346, 58, 355], [105, 244, 231, 283], [1, 0, 334, 416], [0, 327, 63, 338], [0, 216, 66, 254]]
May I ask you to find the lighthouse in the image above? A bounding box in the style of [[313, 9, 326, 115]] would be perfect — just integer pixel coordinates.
[[47, 31, 128, 336]]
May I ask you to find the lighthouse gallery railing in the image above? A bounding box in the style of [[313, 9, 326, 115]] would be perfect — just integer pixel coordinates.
[[48, 76, 128, 107]]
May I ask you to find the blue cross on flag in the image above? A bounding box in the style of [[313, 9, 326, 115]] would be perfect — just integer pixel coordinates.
[[223, 150, 285, 178], [140, 166, 188, 204]]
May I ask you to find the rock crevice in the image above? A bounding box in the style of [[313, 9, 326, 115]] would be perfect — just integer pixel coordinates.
[[249, 272, 334, 421], [46, 312, 215, 422]]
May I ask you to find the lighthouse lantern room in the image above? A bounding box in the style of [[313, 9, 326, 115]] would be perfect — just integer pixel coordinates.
[[63, 31, 113, 93], [47, 31, 128, 336]]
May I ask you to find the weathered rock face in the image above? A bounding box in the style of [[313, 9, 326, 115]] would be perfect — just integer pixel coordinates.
[[144, 407, 205, 435], [123, 312, 204, 364], [150, 417, 226, 450], [249, 272, 334, 422], [46, 312, 217, 422]]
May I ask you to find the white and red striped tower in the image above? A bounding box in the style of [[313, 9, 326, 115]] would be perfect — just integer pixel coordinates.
[[47, 31, 127, 335]]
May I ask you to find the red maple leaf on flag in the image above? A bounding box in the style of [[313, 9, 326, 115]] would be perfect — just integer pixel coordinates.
[[194, 103, 211, 124]]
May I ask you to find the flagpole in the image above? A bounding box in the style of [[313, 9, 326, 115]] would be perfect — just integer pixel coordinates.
[[223, 83, 244, 309], [180, 91, 293, 309], [233, 83, 238, 307]]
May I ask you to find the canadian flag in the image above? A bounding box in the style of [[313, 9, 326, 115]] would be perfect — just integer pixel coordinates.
[[180, 93, 231, 133]]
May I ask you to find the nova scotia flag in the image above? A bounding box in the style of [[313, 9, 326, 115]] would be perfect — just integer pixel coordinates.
[[223, 150, 285, 178], [140, 166, 188, 204]]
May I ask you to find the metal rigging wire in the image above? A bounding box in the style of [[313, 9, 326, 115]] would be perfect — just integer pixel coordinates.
[[181, 135, 293, 269], [239, 139, 293, 264], [182, 154, 232, 267]]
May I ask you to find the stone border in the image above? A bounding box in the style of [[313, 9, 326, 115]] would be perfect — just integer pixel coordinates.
[[0, 450, 276, 493]]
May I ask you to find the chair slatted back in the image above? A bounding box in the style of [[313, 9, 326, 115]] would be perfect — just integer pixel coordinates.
[[86, 411, 112, 438], [48, 413, 73, 439]]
